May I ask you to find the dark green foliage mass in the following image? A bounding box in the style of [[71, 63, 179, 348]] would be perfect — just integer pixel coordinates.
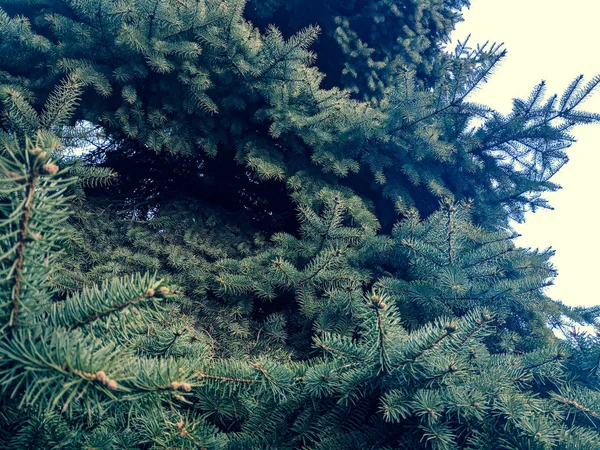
[[1, 0, 600, 448]]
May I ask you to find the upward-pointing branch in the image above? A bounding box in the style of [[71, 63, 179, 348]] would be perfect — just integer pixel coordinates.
[[10, 169, 37, 333]]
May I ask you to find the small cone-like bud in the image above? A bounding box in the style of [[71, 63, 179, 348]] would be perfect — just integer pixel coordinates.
[[157, 286, 169, 296], [41, 163, 59, 175], [445, 322, 458, 333], [145, 288, 155, 297], [29, 146, 43, 155], [95, 371, 107, 382], [106, 380, 118, 390]]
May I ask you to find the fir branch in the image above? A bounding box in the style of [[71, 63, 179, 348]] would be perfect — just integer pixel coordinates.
[[553, 396, 600, 419], [397, 329, 454, 366], [374, 304, 392, 375], [314, 339, 366, 362], [9, 163, 37, 333], [196, 372, 255, 384], [446, 205, 455, 265], [68, 292, 149, 330], [40, 76, 83, 129]]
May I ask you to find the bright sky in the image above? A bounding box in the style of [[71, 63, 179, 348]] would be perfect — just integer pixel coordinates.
[[450, 0, 600, 308]]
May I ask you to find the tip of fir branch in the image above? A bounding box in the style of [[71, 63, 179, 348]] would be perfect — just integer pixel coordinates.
[[7, 171, 25, 183], [95, 370, 107, 382], [445, 322, 459, 333], [41, 163, 59, 175], [93, 371, 118, 390], [170, 381, 192, 392], [157, 286, 169, 296]]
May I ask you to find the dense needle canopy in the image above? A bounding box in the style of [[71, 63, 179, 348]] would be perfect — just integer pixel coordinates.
[[0, 0, 600, 449]]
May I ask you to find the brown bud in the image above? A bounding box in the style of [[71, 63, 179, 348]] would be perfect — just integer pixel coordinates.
[[95, 371, 107, 382], [472, 402, 480, 408], [29, 146, 43, 155], [181, 383, 192, 392], [41, 163, 59, 175], [445, 322, 458, 333], [30, 232, 42, 240], [106, 379, 118, 390], [170, 381, 181, 390], [157, 286, 169, 296], [379, 302, 387, 310], [7, 171, 22, 180], [145, 288, 155, 297]]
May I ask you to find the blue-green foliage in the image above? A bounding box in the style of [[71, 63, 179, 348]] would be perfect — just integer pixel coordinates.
[[1, 0, 600, 448]]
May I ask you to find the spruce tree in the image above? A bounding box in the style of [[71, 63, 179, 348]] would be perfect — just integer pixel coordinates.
[[1, 0, 600, 449]]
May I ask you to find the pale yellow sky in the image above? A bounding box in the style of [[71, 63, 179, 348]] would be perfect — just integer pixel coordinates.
[[451, 0, 600, 307]]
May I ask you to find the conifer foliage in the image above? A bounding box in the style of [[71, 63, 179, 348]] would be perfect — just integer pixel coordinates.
[[1, 0, 600, 448]]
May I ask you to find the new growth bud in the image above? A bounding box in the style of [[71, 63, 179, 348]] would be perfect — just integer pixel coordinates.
[[157, 286, 170, 296], [170, 381, 192, 392], [445, 322, 458, 333], [93, 370, 118, 390], [41, 163, 59, 175]]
